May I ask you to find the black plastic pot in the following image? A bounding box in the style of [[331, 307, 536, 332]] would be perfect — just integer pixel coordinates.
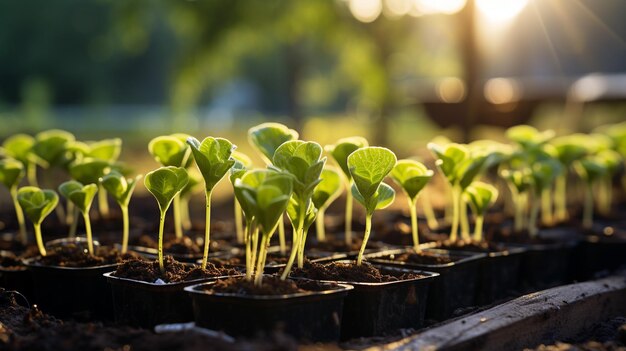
[[0, 264, 33, 301], [185, 278, 353, 342], [25, 259, 117, 320], [505, 240, 577, 290], [367, 248, 485, 321], [104, 272, 227, 328], [575, 234, 626, 280]]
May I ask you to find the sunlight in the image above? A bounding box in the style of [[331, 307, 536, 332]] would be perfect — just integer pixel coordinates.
[[349, 0, 383, 23], [414, 0, 467, 15], [476, 0, 529, 23]]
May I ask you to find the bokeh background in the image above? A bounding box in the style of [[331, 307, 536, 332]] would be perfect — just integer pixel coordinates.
[[1, 0, 625, 181]]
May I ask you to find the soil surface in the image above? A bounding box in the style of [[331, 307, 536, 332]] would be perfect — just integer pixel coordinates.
[[525, 316, 626, 351], [206, 276, 314, 296], [380, 250, 454, 265], [31, 244, 140, 267], [437, 239, 507, 253], [290, 260, 422, 283], [0, 288, 297, 351], [112, 255, 238, 283], [210, 253, 290, 267], [131, 234, 230, 256]]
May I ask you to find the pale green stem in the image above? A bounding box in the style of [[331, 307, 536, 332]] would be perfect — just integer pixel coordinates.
[[234, 200, 244, 244], [473, 215, 484, 242], [409, 200, 421, 253], [583, 183, 594, 230], [83, 211, 94, 255], [181, 196, 192, 230], [356, 213, 372, 266], [421, 189, 439, 230], [450, 185, 460, 242], [173, 194, 183, 239], [34, 222, 46, 256], [254, 234, 269, 286], [27, 161, 38, 187], [98, 184, 109, 219], [597, 176, 612, 217], [345, 183, 353, 246], [121, 205, 129, 254], [158, 211, 166, 274], [278, 217, 286, 255], [201, 190, 212, 269], [541, 187, 553, 226], [245, 223, 253, 281], [554, 175, 568, 222], [529, 194, 540, 237], [460, 195, 470, 241], [66, 201, 75, 225], [297, 225, 308, 268], [514, 192, 527, 233], [444, 182, 454, 225], [10, 186, 27, 245], [68, 207, 79, 238], [316, 208, 326, 242], [281, 202, 305, 280], [250, 227, 259, 277]]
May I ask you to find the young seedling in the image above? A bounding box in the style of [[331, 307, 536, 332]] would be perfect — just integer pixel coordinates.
[[0, 159, 27, 244], [100, 171, 142, 254], [595, 149, 622, 217], [528, 158, 562, 237], [78, 138, 123, 218], [1, 134, 39, 186], [389, 160, 433, 252], [229, 151, 253, 244], [550, 134, 588, 222], [248, 122, 299, 255], [499, 167, 533, 233], [17, 187, 59, 256], [312, 167, 343, 242], [58, 181, 98, 255], [144, 167, 189, 273], [186, 136, 236, 269], [506, 125, 555, 151], [68, 158, 111, 235], [464, 181, 498, 242], [149, 134, 192, 239], [273, 140, 326, 278], [178, 170, 202, 231], [234, 169, 293, 285], [348, 147, 397, 266], [325, 136, 368, 246]]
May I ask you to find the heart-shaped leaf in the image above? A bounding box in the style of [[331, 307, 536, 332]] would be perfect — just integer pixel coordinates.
[[531, 158, 563, 192], [464, 181, 498, 216], [351, 181, 396, 211], [347, 147, 396, 213], [506, 125, 555, 149], [148, 135, 190, 167], [390, 159, 433, 202], [551, 134, 589, 166], [100, 170, 141, 206], [58, 180, 98, 214], [229, 151, 253, 184], [248, 122, 299, 164], [17, 186, 59, 225], [312, 167, 343, 210], [428, 142, 468, 185], [69, 158, 111, 184], [286, 199, 317, 234], [0, 158, 25, 189], [186, 136, 236, 191], [144, 166, 189, 214], [273, 140, 325, 199], [325, 136, 368, 180], [33, 129, 75, 168], [86, 138, 122, 163], [1, 134, 36, 165]]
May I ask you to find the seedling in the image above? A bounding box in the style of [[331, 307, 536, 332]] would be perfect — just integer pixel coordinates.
[[179, 170, 202, 231], [100, 171, 142, 254], [149, 134, 192, 239], [499, 167, 533, 233], [325, 136, 368, 246], [595, 149, 622, 217], [186, 136, 236, 269], [144, 167, 189, 273], [274, 140, 326, 278], [16, 186, 59, 256], [234, 169, 293, 285], [229, 151, 253, 244], [58, 181, 98, 254], [506, 125, 554, 151], [348, 147, 396, 266], [389, 160, 433, 252], [68, 158, 111, 233], [1, 134, 39, 186], [550, 134, 588, 222], [32, 129, 75, 171], [464, 181, 498, 242], [248, 122, 299, 255], [312, 167, 343, 242], [0, 159, 27, 244], [527, 158, 562, 236]]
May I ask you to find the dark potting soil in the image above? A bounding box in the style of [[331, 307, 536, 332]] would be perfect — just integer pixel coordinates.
[[210, 253, 290, 267], [33, 244, 141, 267], [132, 234, 228, 255], [389, 250, 454, 265], [438, 239, 507, 253], [0, 289, 298, 351], [113, 255, 238, 283], [0, 252, 22, 270], [207, 276, 307, 296], [291, 260, 422, 283], [524, 316, 626, 351]]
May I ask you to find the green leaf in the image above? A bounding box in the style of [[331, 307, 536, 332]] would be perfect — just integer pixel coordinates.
[[86, 138, 122, 163], [32, 129, 75, 168], [1, 134, 36, 165], [550, 134, 589, 166], [248, 122, 299, 164], [499, 167, 533, 193], [99, 170, 141, 206], [17, 186, 59, 225], [428, 142, 468, 184], [69, 158, 111, 184], [351, 181, 396, 211], [186, 136, 236, 191], [58, 181, 98, 214], [312, 167, 343, 210], [531, 158, 563, 192], [389, 159, 433, 202], [464, 181, 498, 216], [325, 136, 368, 180], [229, 152, 252, 183], [286, 199, 317, 233], [179, 171, 202, 199], [457, 155, 488, 190], [506, 125, 555, 149], [144, 166, 189, 214], [0, 158, 25, 189], [596, 149, 622, 175], [348, 147, 396, 213], [148, 135, 189, 167], [273, 140, 325, 199]]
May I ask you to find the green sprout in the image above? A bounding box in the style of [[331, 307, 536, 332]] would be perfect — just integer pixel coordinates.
[[229, 151, 253, 244], [234, 169, 293, 286], [1, 134, 39, 186], [499, 167, 533, 233], [149, 134, 192, 239], [312, 167, 343, 242], [464, 181, 498, 242], [274, 140, 326, 278], [178, 170, 202, 231], [248, 122, 299, 256], [348, 147, 396, 266], [325, 136, 368, 246], [595, 149, 622, 217], [0, 159, 27, 244], [17, 187, 59, 256], [100, 171, 142, 254], [550, 134, 588, 222], [68, 158, 111, 235], [389, 160, 433, 252], [186, 137, 236, 270], [144, 167, 189, 273], [58, 181, 98, 255], [528, 158, 562, 237], [506, 125, 555, 151]]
